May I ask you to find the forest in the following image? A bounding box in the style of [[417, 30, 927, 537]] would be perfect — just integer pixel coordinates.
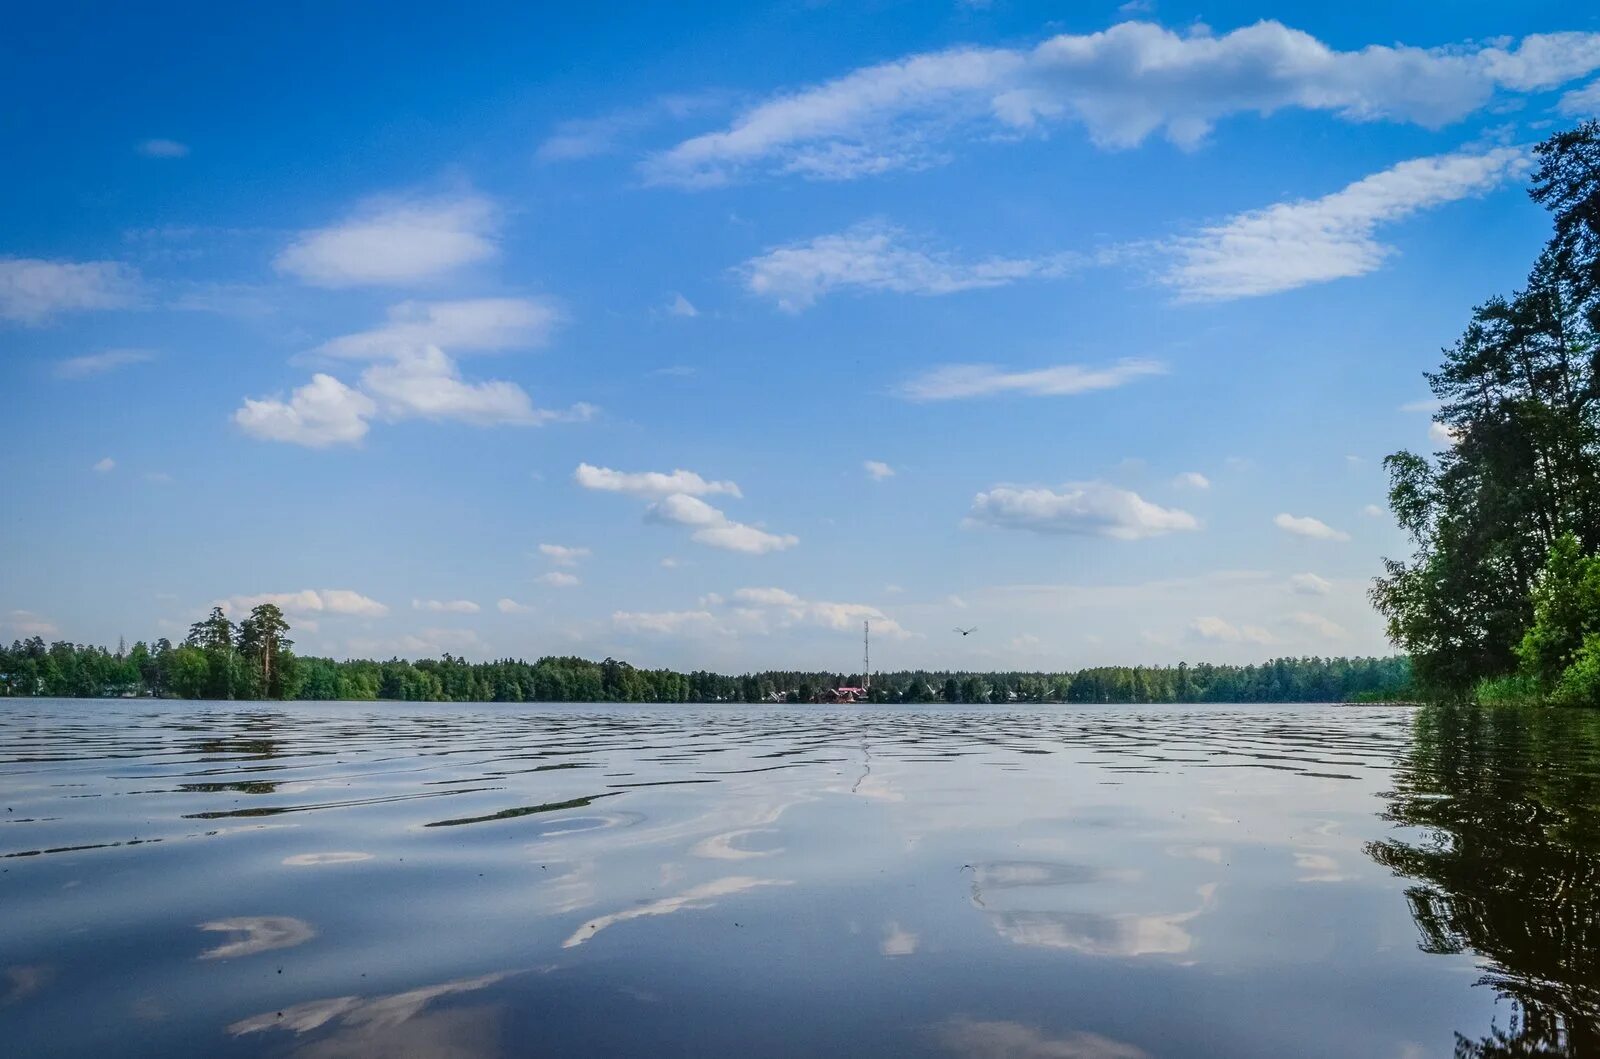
[[1373, 121, 1600, 705], [0, 604, 1412, 704]]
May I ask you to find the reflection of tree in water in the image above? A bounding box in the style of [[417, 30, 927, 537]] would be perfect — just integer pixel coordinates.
[[1365, 705, 1600, 1057]]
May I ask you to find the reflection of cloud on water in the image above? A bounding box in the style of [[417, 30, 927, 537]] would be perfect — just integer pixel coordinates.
[[3, 964, 52, 1006], [229, 972, 513, 1057], [198, 916, 316, 959], [977, 869, 1218, 959], [282, 851, 372, 866], [691, 827, 781, 860], [937, 1017, 1150, 1058], [881, 922, 919, 956], [1293, 851, 1352, 883], [562, 876, 791, 948]]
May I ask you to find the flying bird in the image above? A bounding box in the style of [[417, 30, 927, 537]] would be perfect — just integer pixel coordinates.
[[954, 627, 977, 636]]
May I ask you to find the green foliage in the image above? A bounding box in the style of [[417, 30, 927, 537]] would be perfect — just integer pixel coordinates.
[[1373, 121, 1600, 702]]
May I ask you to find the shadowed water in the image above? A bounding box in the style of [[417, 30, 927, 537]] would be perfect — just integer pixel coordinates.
[[3, 700, 1598, 1057]]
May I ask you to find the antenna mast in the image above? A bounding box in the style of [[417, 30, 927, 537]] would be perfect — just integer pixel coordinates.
[[863, 620, 871, 692]]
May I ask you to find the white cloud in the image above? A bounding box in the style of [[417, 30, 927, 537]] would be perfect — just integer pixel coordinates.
[[234, 373, 377, 447], [574, 463, 742, 498], [1363, 503, 1386, 517], [1559, 78, 1600, 116], [1287, 611, 1348, 639], [1288, 572, 1332, 595], [412, 599, 480, 614], [313, 298, 561, 360], [92, 457, 116, 473], [55, 349, 154, 379], [667, 293, 699, 317], [1173, 471, 1210, 490], [221, 589, 388, 618], [648, 493, 799, 555], [1274, 513, 1351, 542], [898, 358, 1164, 401], [274, 194, 498, 287], [1163, 147, 1529, 300], [5, 610, 60, 638], [612, 609, 721, 635], [864, 460, 896, 480], [0, 258, 139, 324], [968, 482, 1198, 540], [1189, 615, 1273, 644], [497, 598, 533, 614], [1430, 421, 1461, 447], [644, 22, 1600, 186], [539, 544, 591, 566], [359, 347, 591, 428], [1399, 397, 1441, 413], [137, 138, 190, 158], [538, 571, 581, 588], [716, 586, 911, 639], [741, 222, 1079, 311]]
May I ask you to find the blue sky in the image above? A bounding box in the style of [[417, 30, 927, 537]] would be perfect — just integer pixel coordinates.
[[4, 1, 1598, 671]]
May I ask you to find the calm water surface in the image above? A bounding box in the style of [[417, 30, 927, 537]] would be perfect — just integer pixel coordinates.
[[3, 700, 1599, 1057]]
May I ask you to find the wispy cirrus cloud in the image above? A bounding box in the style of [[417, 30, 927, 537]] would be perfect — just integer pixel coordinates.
[[898, 358, 1164, 401], [275, 193, 499, 287], [0, 258, 140, 324], [741, 222, 1080, 311], [53, 349, 155, 379], [137, 138, 190, 158], [968, 482, 1198, 540], [644, 21, 1600, 187], [1161, 147, 1529, 300]]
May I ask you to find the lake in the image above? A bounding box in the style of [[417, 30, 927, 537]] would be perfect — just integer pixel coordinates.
[[3, 700, 1598, 1057]]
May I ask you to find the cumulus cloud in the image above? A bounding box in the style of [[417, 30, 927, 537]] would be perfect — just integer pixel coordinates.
[[1289, 572, 1332, 595], [220, 588, 388, 618], [1189, 615, 1273, 644], [0, 258, 140, 324], [238, 298, 588, 444], [313, 298, 561, 360], [1559, 78, 1600, 116], [648, 493, 799, 555], [643, 21, 1600, 186], [899, 358, 1164, 401], [497, 598, 533, 614], [539, 543, 591, 566], [741, 222, 1079, 311], [667, 293, 699, 317], [5, 610, 60, 638], [538, 571, 581, 588], [1287, 611, 1348, 639], [234, 373, 377, 447], [1274, 513, 1351, 542], [1173, 471, 1210, 489], [1363, 503, 1386, 517], [724, 586, 911, 638], [412, 599, 480, 614], [1430, 420, 1462, 447], [358, 346, 593, 428], [274, 194, 498, 287], [137, 138, 190, 158], [864, 460, 895, 480], [1163, 147, 1528, 300], [574, 463, 742, 498], [92, 457, 115, 473], [612, 609, 721, 635], [968, 482, 1198, 540], [54, 349, 154, 379]]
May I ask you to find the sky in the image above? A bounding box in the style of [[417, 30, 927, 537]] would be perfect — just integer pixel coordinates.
[[4, 0, 1599, 672]]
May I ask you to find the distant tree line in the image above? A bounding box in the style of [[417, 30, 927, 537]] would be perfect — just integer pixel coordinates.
[[1373, 122, 1600, 705], [0, 610, 1411, 703]]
